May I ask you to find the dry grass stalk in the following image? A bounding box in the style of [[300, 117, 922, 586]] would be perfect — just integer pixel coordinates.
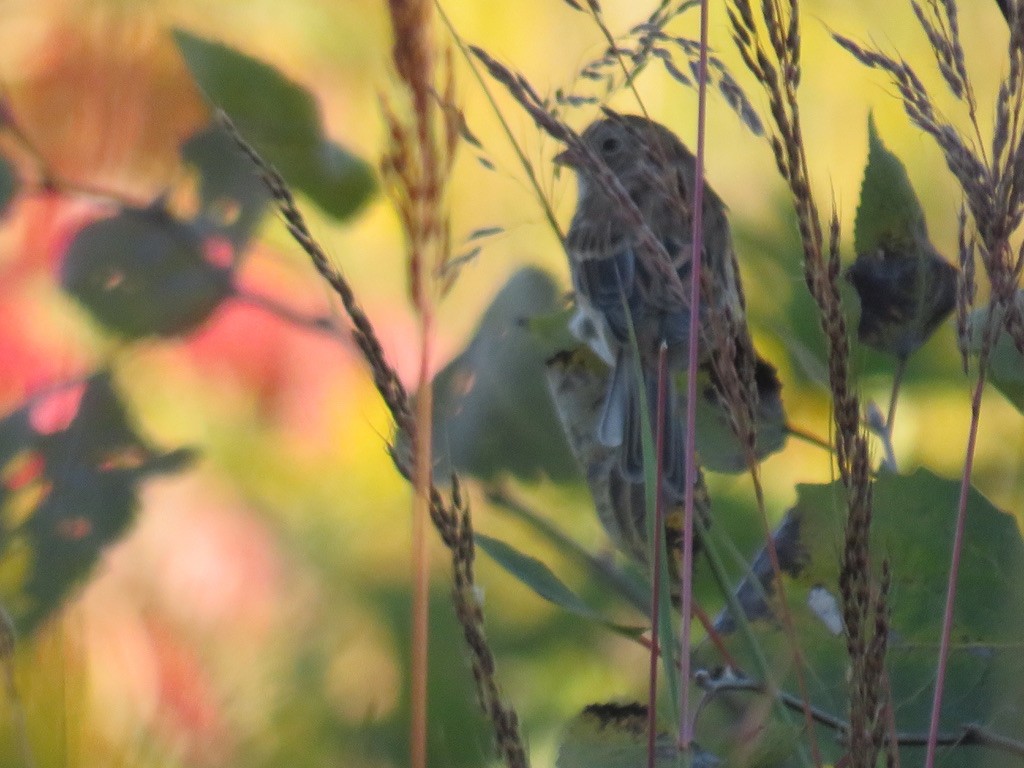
[[955, 204, 977, 374], [838, 439, 890, 768], [726, 2, 890, 766], [729, 0, 862, 482], [382, 4, 458, 766], [222, 116, 528, 768], [834, 3, 1024, 765]]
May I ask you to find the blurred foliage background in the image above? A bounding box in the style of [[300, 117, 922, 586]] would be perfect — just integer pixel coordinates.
[[0, 0, 1021, 766]]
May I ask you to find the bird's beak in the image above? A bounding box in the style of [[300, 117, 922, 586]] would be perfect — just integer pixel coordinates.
[[553, 147, 578, 168]]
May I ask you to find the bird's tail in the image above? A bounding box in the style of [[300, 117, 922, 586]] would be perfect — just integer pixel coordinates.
[[598, 352, 686, 495]]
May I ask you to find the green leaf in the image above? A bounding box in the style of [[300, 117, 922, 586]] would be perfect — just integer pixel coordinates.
[[487, 485, 650, 613], [61, 203, 233, 338], [686, 354, 788, 473], [0, 373, 192, 635], [0, 153, 17, 217], [968, 290, 1024, 413], [421, 267, 579, 482], [710, 469, 1024, 765], [847, 115, 957, 358], [557, 703, 721, 768], [525, 305, 582, 358], [476, 533, 643, 637], [173, 29, 376, 221], [180, 123, 271, 248], [854, 114, 927, 255]]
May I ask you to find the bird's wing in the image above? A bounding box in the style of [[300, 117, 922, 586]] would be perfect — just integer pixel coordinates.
[[568, 216, 638, 344]]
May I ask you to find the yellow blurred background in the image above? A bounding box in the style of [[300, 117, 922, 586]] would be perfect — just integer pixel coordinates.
[[0, 0, 1021, 766]]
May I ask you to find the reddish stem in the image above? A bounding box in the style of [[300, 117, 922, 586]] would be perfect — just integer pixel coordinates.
[[646, 343, 670, 768], [679, 0, 710, 749], [411, 305, 433, 768], [691, 600, 739, 669], [924, 365, 986, 767]]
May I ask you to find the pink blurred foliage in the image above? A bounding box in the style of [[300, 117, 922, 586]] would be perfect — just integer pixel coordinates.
[[184, 251, 362, 442], [0, 191, 113, 281], [82, 475, 289, 763], [27, 378, 86, 435], [145, 615, 237, 766], [0, 192, 105, 411]]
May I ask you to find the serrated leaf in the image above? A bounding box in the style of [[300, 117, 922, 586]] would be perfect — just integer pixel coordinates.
[[417, 267, 579, 483], [847, 115, 957, 358], [710, 468, 1024, 764], [0, 153, 17, 217], [968, 290, 1024, 413], [0, 373, 192, 634], [476, 533, 643, 637], [173, 28, 376, 221], [854, 114, 926, 254], [180, 123, 271, 248], [557, 703, 721, 768], [61, 204, 233, 338]]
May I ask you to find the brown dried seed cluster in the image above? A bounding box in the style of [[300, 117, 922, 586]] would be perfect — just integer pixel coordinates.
[[222, 116, 528, 768]]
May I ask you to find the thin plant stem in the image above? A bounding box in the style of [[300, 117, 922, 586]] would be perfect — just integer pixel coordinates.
[[691, 601, 739, 669], [678, 0, 710, 751], [785, 424, 835, 455], [586, 8, 652, 121], [646, 342, 670, 768], [411, 307, 433, 768], [434, 2, 564, 244], [231, 287, 352, 345], [924, 362, 988, 767], [885, 356, 907, 434], [696, 515, 813, 768], [224, 116, 527, 767]]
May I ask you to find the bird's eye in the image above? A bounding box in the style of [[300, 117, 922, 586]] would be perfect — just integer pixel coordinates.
[[601, 137, 619, 154]]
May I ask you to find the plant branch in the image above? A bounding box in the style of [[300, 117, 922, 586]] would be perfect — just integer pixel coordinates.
[[231, 287, 353, 346], [694, 667, 1024, 758]]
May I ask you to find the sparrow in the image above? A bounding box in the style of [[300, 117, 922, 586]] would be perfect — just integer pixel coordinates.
[[555, 113, 750, 491]]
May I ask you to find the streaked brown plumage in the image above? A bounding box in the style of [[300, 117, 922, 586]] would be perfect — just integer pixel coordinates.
[[556, 113, 750, 491]]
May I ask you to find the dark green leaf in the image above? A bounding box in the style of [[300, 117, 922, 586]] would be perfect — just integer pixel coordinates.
[[173, 28, 376, 221], [180, 124, 271, 248], [687, 354, 787, 473], [846, 242, 957, 358], [487, 485, 650, 613], [270, 139, 377, 221], [969, 291, 1024, 413], [711, 469, 1024, 764], [476, 533, 643, 637], [848, 116, 957, 358], [423, 267, 579, 482], [0, 153, 17, 217], [0, 373, 193, 634], [854, 114, 926, 255], [61, 204, 233, 338]]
